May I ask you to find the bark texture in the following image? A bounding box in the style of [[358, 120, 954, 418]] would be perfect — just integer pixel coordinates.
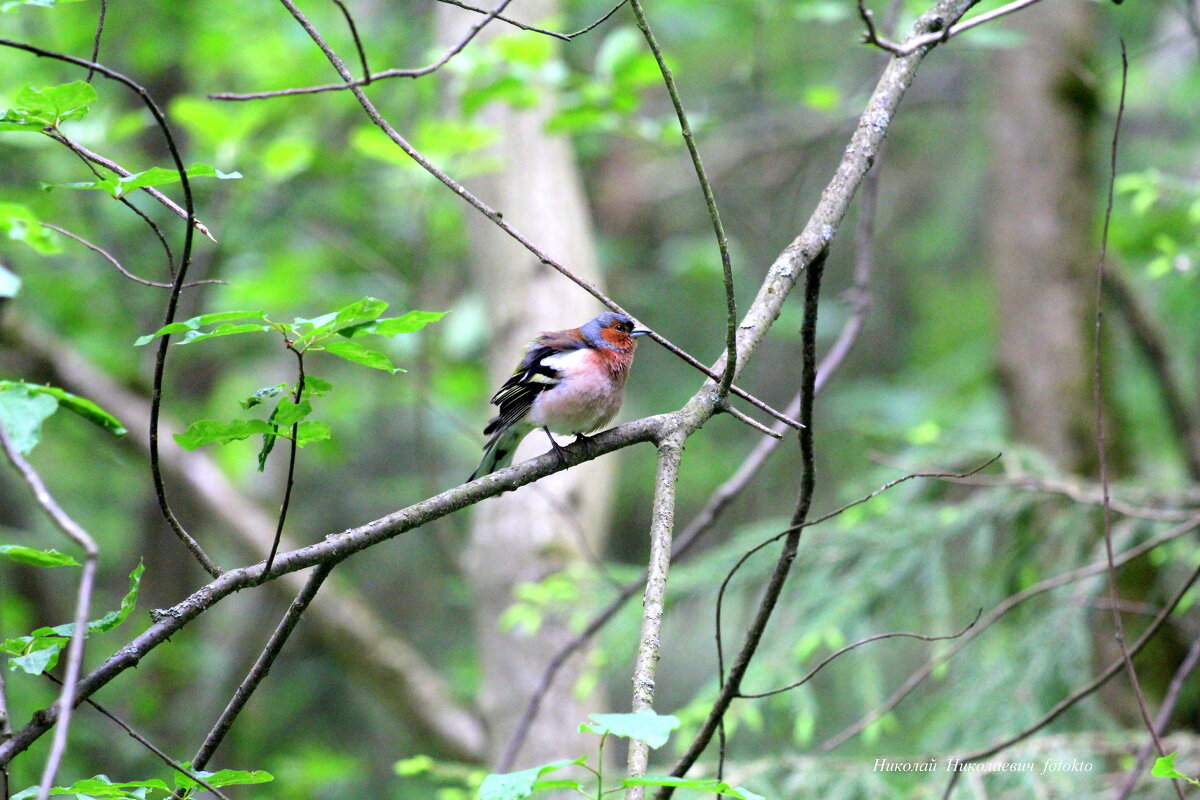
[[988, 0, 1098, 473]]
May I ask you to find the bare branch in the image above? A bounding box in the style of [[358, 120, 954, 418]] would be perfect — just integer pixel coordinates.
[[39, 224, 220, 290], [42, 674, 233, 800], [738, 610, 982, 699], [45, 132, 218, 244], [0, 424, 98, 800], [626, 436, 685, 797], [1089, 41, 1176, 797], [822, 511, 1200, 751], [0, 413, 669, 766], [858, 0, 1047, 57], [330, 0, 370, 82], [938, 557, 1200, 799], [189, 563, 335, 776], [433, 0, 625, 40], [1114, 632, 1200, 800]]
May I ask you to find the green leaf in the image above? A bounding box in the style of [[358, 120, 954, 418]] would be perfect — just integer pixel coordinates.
[[175, 322, 271, 345], [322, 340, 400, 372], [273, 398, 311, 427], [9, 644, 60, 675], [0, 383, 59, 454], [331, 296, 389, 331], [1151, 752, 1200, 785], [0, 203, 61, 254], [579, 709, 680, 749], [51, 560, 144, 638], [174, 419, 273, 449], [292, 420, 331, 447], [134, 310, 268, 345], [44, 163, 242, 198], [0, 81, 96, 127], [0, 545, 80, 568], [0, 382, 126, 436], [349, 310, 448, 337], [476, 760, 581, 800], [622, 777, 765, 799], [173, 768, 273, 790], [303, 376, 333, 397], [0, 263, 19, 297]]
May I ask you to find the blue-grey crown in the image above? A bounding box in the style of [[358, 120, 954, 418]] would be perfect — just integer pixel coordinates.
[[580, 312, 635, 351]]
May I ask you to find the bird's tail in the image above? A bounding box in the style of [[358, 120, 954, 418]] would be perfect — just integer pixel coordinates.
[[469, 424, 527, 481]]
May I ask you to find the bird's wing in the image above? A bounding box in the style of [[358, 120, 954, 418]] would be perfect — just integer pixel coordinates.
[[484, 340, 585, 438]]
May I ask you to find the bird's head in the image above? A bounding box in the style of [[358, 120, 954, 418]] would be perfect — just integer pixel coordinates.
[[581, 312, 651, 353]]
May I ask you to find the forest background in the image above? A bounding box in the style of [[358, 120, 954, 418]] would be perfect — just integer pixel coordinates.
[[1, 0, 1200, 799]]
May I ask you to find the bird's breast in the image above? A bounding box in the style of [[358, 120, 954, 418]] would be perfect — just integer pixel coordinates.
[[529, 349, 627, 435]]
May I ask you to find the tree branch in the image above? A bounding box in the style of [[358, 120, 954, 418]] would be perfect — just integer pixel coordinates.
[[625, 435, 685, 797], [0, 424, 98, 800]]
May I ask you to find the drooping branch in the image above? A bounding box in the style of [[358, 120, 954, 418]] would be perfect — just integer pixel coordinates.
[[938, 557, 1200, 799], [822, 511, 1200, 751]]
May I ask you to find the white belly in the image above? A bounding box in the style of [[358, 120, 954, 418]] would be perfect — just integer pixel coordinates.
[[528, 363, 623, 435]]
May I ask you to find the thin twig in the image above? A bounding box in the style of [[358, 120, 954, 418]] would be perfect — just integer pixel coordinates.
[[628, 0, 737, 398], [0, 424, 99, 800], [211, 0, 629, 101], [330, 0, 370, 83], [226, 2, 803, 433], [0, 39, 224, 577], [1113, 632, 1200, 800], [262, 348, 305, 579], [738, 610, 982, 699], [38, 224, 220, 289], [86, 0, 106, 83], [211, 0, 516, 100], [433, 0, 626, 41], [41, 674, 232, 800], [938, 557, 1200, 799], [45, 132, 218, 244], [858, 0, 1046, 57], [1090, 40, 1176, 797], [821, 512, 1200, 752], [187, 563, 335, 783], [659, 247, 828, 799]]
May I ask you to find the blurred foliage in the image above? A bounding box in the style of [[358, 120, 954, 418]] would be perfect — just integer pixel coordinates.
[[1, 0, 1199, 798]]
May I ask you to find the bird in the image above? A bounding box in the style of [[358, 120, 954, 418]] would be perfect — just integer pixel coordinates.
[[469, 311, 650, 480]]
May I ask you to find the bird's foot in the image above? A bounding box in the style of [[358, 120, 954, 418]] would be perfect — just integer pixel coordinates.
[[543, 427, 570, 465]]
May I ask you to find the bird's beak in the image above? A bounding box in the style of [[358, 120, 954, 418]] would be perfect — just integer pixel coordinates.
[[631, 325, 651, 338]]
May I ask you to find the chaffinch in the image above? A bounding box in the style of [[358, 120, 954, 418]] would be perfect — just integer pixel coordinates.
[[470, 312, 650, 480]]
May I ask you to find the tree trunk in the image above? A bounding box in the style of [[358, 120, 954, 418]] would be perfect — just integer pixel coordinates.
[[988, 0, 1098, 474], [437, 2, 616, 770]]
